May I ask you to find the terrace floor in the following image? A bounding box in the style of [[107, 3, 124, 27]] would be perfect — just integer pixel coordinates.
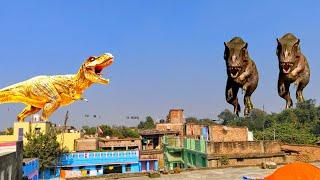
[[123, 162, 320, 180]]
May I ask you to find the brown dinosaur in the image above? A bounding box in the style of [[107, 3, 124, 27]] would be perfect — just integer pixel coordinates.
[[224, 37, 259, 116], [276, 33, 310, 109], [0, 53, 114, 122]]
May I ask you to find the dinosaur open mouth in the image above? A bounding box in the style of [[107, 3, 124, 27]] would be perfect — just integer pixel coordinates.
[[94, 58, 114, 76], [95, 66, 104, 75], [281, 62, 293, 74], [229, 67, 241, 78]]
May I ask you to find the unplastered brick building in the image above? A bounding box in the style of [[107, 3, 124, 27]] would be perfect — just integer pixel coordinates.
[[185, 123, 249, 142], [156, 109, 185, 135]]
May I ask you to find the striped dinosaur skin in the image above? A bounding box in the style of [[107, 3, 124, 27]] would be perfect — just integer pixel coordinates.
[[0, 53, 114, 122], [224, 37, 259, 116], [276, 33, 310, 109]]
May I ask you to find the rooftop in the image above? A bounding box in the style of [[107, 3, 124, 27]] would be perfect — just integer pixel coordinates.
[[139, 129, 179, 135]]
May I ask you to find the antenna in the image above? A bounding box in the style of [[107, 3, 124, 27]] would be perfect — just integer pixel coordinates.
[[64, 111, 69, 129]]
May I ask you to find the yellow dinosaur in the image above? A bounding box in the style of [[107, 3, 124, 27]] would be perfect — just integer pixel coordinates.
[[0, 53, 114, 122]]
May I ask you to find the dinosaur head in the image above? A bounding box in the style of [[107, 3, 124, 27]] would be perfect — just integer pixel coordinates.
[[276, 33, 301, 74], [224, 37, 249, 79], [82, 53, 114, 84]]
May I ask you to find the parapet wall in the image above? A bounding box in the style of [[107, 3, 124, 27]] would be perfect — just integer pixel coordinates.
[[207, 141, 282, 156], [281, 144, 320, 162]]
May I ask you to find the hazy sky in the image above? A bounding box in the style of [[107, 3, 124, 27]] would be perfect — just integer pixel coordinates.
[[1, 1, 320, 130]]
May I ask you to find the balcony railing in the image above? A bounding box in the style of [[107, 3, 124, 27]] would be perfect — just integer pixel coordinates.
[[60, 150, 139, 166]]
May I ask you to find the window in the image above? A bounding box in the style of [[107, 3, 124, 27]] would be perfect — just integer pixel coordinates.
[[49, 168, 55, 176], [237, 158, 244, 162], [125, 164, 131, 172], [35, 127, 41, 134]]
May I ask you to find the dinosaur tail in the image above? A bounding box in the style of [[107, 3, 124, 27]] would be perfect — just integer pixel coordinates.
[[0, 89, 16, 104]]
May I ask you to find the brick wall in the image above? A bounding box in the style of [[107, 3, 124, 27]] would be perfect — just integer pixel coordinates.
[[99, 139, 141, 149], [281, 144, 320, 162], [167, 109, 184, 124], [185, 124, 248, 142], [156, 124, 184, 135], [206, 141, 285, 168], [210, 125, 248, 142], [75, 138, 98, 151], [208, 156, 285, 168], [185, 124, 203, 137], [207, 141, 282, 155]]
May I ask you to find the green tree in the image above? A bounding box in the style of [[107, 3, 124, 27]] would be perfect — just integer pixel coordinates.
[[0, 127, 13, 135], [99, 125, 139, 138], [185, 117, 198, 123], [118, 126, 140, 138], [82, 126, 96, 135], [199, 118, 216, 125], [138, 116, 156, 129], [218, 109, 238, 125], [23, 128, 67, 173]]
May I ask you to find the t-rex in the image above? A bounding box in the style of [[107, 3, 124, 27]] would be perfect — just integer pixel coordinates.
[[276, 33, 310, 109], [224, 37, 259, 116], [0, 53, 114, 122]]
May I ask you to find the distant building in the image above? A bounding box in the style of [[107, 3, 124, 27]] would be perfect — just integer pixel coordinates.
[[156, 109, 185, 135], [42, 150, 158, 179], [139, 129, 179, 170], [0, 121, 81, 152]]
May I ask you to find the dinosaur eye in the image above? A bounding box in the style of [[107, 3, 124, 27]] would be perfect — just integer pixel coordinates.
[[88, 56, 95, 61]]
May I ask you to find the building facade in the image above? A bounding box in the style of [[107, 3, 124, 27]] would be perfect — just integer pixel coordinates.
[[42, 150, 158, 179], [22, 158, 39, 180], [163, 136, 207, 170], [0, 121, 81, 152], [139, 130, 179, 170]]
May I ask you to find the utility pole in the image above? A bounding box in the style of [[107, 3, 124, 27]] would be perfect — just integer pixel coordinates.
[[61, 111, 69, 149]]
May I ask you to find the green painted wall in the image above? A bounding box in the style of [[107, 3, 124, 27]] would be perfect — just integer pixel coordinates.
[[164, 136, 208, 170]]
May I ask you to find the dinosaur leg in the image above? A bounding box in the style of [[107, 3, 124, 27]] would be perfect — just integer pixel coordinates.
[[17, 105, 41, 122], [225, 78, 240, 116], [243, 79, 258, 116], [41, 100, 61, 121], [296, 75, 309, 103], [278, 76, 292, 109]]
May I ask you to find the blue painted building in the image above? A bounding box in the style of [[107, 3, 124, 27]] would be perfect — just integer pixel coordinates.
[[22, 158, 39, 180], [41, 150, 158, 179]]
